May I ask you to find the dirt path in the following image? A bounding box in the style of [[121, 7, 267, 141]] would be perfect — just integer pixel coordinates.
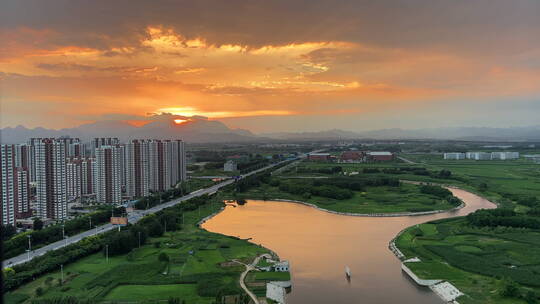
[[235, 253, 272, 304]]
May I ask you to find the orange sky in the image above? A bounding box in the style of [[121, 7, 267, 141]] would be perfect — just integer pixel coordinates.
[[1, 1, 539, 132]]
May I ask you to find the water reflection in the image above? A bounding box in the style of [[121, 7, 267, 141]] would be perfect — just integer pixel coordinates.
[[203, 189, 496, 304]]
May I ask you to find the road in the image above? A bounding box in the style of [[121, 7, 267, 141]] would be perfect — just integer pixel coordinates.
[[397, 155, 417, 164], [2, 158, 302, 269], [236, 253, 272, 304], [189, 176, 231, 179]]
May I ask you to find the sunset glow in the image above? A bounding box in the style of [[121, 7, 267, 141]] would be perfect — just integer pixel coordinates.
[[1, 1, 539, 132]]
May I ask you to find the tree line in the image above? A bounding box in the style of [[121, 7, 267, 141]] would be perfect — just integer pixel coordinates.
[[467, 208, 540, 229], [2, 206, 125, 260]]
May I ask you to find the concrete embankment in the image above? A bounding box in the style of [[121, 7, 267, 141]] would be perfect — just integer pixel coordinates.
[[401, 263, 442, 286]]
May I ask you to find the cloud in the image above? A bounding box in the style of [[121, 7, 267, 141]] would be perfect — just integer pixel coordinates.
[[1, 0, 539, 130]]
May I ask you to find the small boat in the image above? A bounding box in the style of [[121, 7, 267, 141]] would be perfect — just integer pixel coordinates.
[[345, 266, 351, 278]]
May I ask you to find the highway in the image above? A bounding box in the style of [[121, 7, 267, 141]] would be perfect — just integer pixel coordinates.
[[2, 158, 300, 269]]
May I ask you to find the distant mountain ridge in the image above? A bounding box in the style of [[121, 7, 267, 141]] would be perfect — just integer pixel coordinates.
[[1, 120, 539, 144], [262, 126, 540, 141], [0, 117, 259, 144]]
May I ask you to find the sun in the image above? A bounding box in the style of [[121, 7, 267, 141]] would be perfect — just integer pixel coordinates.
[[174, 119, 187, 125]]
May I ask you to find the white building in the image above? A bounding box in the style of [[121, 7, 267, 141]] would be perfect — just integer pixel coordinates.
[[224, 160, 237, 172], [1, 145, 31, 225], [35, 139, 68, 220], [443, 153, 465, 160], [465, 152, 491, 160], [273, 260, 290, 272], [491, 152, 519, 160], [95, 145, 123, 204]]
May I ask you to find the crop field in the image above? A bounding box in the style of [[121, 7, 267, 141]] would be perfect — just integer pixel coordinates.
[[396, 219, 540, 304], [4, 200, 269, 304]]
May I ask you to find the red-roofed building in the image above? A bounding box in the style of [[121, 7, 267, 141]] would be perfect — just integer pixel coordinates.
[[308, 153, 331, 161], [340, 151, 365, 163]]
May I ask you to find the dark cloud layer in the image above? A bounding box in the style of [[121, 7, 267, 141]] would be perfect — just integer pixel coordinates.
[[2, 0, 540, 55]]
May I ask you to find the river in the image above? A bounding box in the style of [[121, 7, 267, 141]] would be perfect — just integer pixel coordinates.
[[202, 188, 496, 303]]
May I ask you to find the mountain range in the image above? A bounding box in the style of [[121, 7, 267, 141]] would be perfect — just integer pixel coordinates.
[[1, 117, 539, 144]]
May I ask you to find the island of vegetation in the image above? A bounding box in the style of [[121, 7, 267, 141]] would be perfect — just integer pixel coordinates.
[[228, 163, 463, 215]]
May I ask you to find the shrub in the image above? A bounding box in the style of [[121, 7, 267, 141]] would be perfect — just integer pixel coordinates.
[[499, 278, 520, 298], [158, 252, 170, 262]]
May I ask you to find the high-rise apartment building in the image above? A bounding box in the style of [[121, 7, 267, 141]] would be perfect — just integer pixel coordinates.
[[127, 139, 186, 197], [66, 158, 82, 201], [94, 146, 122, 203], [81, 158, 95, 196], [35, 139, 67, 220], [1, 145, 31, 225], [126, 140, 150, 198]]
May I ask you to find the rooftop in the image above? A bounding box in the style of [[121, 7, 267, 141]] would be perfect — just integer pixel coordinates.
[[368, 151, 393, 156]]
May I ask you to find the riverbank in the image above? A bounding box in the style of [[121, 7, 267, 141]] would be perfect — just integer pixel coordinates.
[[392, 189, 540, 304]]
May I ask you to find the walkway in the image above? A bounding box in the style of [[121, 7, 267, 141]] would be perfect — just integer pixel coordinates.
[[235, 253, 272, 304], [397, 156, 417, 164]]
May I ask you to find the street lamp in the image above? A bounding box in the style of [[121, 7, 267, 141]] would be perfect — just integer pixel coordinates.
[[26, 235, 32, 261], [105, 244, 109, 263], [138, 232, 141, 248]]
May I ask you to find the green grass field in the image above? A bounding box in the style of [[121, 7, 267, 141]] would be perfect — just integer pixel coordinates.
[[400, 154, 540, 200], [396, 219, 540, 304], [104, 284, 201, 301], [4, 200, 270, 304]]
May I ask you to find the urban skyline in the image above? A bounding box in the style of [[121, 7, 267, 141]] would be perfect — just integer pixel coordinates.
[[0, 137, 186, 225]]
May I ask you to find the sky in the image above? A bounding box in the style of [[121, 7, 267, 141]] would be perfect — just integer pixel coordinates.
[[1, 0, 539, 133]]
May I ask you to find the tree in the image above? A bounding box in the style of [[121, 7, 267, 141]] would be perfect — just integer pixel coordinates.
[[478, 183, 488, 192], [438, 169, 452, 178], [158, 252, 170, 262], [525, 291, 538, 304], [1, 224, 16, 240], [148, 220, 164, 237], [33, 218, 44, 230], [35, 286, 44, 296], [168, 297, 181, 304], [499, 278, 520, 298]]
